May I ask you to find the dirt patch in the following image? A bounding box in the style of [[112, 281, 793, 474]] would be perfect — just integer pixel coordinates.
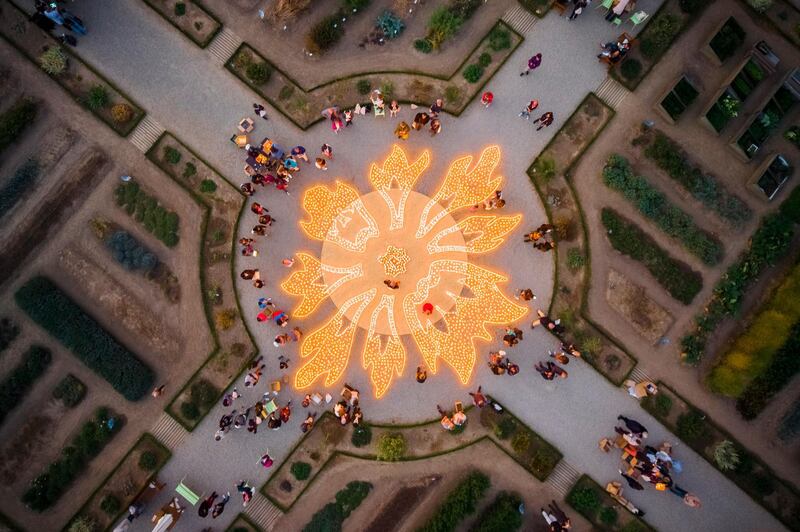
[[0, 412, 55, 485], [606, 269, 673, 344], [0, 148, 109, 287], [57, 245, 183, 358]]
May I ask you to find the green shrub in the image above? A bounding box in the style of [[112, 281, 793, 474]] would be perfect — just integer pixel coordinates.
[[0, 98, 37, 155], [493, 417, 517, 439], [164, 147, 181, 165], [84, 85, 110, 110], [599, 506, 618, 525], [601, 208, 702, 304], [0, 317, 20, 352], [567, 248, 585, 271], [200, 179, 217, 193], [746, 0, 773, 13], [488, 27, 511, 51], [23, 408, 119, 511], [278, 84, 295, 100], [567, 485, 601, 516], [377, 432, 406, 461], [67, 516, 97, 532], [414, 39, 433, 53], [182, 162, 197, 179], [531, 155, 556, 183], [619, 58, 642, 80], [114, 182, 180, 247], [643, 133, 751, 226], [511, 430, 531, 454], [356, 79, 371, 95], [39, 46, 68, 75], [470, 491, 523, 532], [380, 81, 395, 98], [291, 461, 312, 481], [246, 62, 271, 85], [0, 346, 51, 425], [477, 52, 491, 67], [306, 14, 344, 54], [15, 277, 154, 401], [303, 481, 372, 532], [106, 231, 159, 272], [419, 471, 490, 532], [138, 450, 158, 471], [427, 7, 463, 48], [100, 494, 120, 516], [377, 10, 405, 39], [444, 85, 461, 103], [645, 393, 672, 418], [180, 401, 200, 420], [676, 410, 712, 448], [52, 374, 86, 408], [174, 2, 186, 16], [0, 158, 41, 218], [713, 440, 740, 471], [603, 154, 723, 265], [640, 13, 681, 60], [463, 64, 484, 83], [709, 18, 746, 62], [351, 424, 372, 447]]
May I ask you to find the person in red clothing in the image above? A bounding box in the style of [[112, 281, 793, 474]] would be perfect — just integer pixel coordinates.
[[481, 91, 493, 108], [422, 302, 434, 315]]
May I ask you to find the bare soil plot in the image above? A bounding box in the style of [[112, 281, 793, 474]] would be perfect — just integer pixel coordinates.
[[606, 269, 673, 344], [141, 0, 221, 47]]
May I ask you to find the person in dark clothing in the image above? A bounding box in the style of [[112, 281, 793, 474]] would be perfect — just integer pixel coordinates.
[[620, 471, 644, 490], [198, 492, 217, 517], [618, 415, 648, 437], [568, 0, 588, 20], [212, 493, 230, 518]]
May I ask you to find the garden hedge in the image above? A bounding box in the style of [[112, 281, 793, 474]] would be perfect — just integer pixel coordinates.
[[469, 491, 523, 532], [52, 374, 87, 408], [0, 98, 37, 155], [0, 159, 41, 219], [114, 181, 180, 247], [601, 208, 702, 304], [23, 407, 120, 511], [709, 261, 800, 397], [303, 481, 371, 532], [0, 345, 51, 426], [643, 133, 751, 226], [681, 211, 796, 363], [15, 277, 154, 401], [0, 316, 20, 353], [603, 154, 723, 265], [419, 470, 490, 532]]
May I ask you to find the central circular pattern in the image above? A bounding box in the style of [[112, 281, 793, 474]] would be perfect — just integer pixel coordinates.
[[378, 245, 410, 277], [321, 189, 467, 336]]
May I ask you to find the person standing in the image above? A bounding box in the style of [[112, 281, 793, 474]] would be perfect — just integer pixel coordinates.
[[533, 111, 554, 130], [519, 99, 539, 119], [236, 481, 255, 506], [520, 53, 542, 76], [429, 98, 444, 117], [321, 144, 333, 158], [481, 92, 493, 108], [569, 0, 588, 20], [253, 103, 268, 120], [212, 493, 230, 518], [416, 366, 427, 383]]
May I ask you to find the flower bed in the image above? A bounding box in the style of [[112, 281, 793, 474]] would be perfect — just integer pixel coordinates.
[[0, 98, 37, 156], [639, 131, 751, 226], [641, 383, 800, 530], [0, 1, 145, 136], [66, 433, 171, 532], [303, 481, 372, 531], [708, 259, 800, 398], [140, 0, 222, 48], [146, 132, 256, 430], [15, 277, 154, 401], [0, 158, 40, 219], [603, 154, 723, 265], [601, 208, 702, 304], [417, 0, 485, 52], [22, 407, 122, 511], [225, 21, 521, 130], [0, 345, 51, 427], [567, 475, 654, 532], [418, 471, 489, 532], [680, 211, 796, 364], [527, 94, 636, 386], [115, 181, 180, 248], [471, 491, 523, 532]]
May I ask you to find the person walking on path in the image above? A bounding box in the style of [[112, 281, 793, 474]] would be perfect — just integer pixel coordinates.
[[151, 384, 165, 398], [253, 103, 268, 120], [198, 492, 217, 517], [617, 415, 648, 437], [469, 385, 487, 407], [568, 0, 587, 20], [533, 111, 554, 130], [260, 451, 274, 468], [212, 493, 230, 518], [236, 481, 255, 506], [521, 53, 542, 76], [416, 366, 427, 383], [244, 357, 265, 387], [519, 99, 539, 119], [481, 92, 493, 108], [321, 143, 333, 159], [394, 121, 410, 140]]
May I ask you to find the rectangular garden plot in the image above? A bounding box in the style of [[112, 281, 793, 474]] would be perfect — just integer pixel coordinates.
[[659, 77, 698, 121], [140, 0, 222, 48]]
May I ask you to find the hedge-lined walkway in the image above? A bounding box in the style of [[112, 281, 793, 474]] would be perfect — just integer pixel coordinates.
[[23, 0, 786, 531]]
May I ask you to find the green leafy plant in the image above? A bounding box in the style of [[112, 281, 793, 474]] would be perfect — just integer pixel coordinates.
[[0, 98, 37, 155], [111, 103, 133, 123], [246, 62, 271, 85], [138, 450, 158, 471], [720, 94, 741, 119], [279, 84, 295, 101], [676, 410, 712, 447], [488, 27, 511, 51], [174, 2, 186, 16], [414, 38, 433, 53], [511, 430, 531, 454], [200, 179, 217, 193], [377, 432, 406, 461], [164, 146, 182, 165], [470, 491, 523, 532], [351, 424, 372, 447], [643, 393, 672, 419], [427, 7, 463, 48], [182, 162, 197, 178], [356, 79, 371, 95], [640, 13, 681, 60], [100, 494, 120, 516], [114, 181, 180, 247], [0, 346, 51, 425], [84, 85, 110, 110], [67, 516, 97, 532], [377, 11, 405, 39], [15, 277, 153, 401], [477, 52, 491, 67], [444, 85, 461, 103], [713, 440, 740, 471], [303, 481, 372, 531], [291, 461, 312, 481], [106, 231, 159, 272], [463, 64, 484, 83], [180, 401, 200, 420], [567, 248, 585, 271], [568, 485, 601, 515], [620, 58, 642, 80], [493, 417, 517, 439], [380, 81, 394, 98], [419, 471, 490, 532], [39, 46, 67, 75], [306, 14, 344, 54], [599, 506, 618, 525], [52, 374, 86, 408], [532, 155, 556, 183]]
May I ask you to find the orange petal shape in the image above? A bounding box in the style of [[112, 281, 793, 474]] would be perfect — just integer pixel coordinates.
[[363, 295, 405, 399], [369, 144, 430, 191], [427, 214, 522, 254]]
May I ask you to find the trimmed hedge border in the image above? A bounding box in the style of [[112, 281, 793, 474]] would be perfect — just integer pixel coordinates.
[[0, 345, 51, 426], [302, 480, 372, 532], [15, 276, 155, 401], [418, 470, 490, 532], [1, 1, 146, 136], [224, 20, 522, 131]]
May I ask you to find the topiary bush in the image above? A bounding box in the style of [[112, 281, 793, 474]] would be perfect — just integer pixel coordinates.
[[111, 103, 133, 123], [139, 450, 158, 471], [0, 98, 37, 155], [0, 346, 51, 425], [568, 485, 601, 515], [0, 158, 41, 218], [164, 146, 182, 165], [488, 27, 511, 51], [463, 64, 484, 83], [356, 79, 371, 95], [200, 179, 217, 193], [246, 62, 271, 85], [414, 38, 433, 53], [100, 494, 121, 516], [174, 2, 186, 16], [39, 46, 68, 75], [377, 432, 406, 461], [477, 52, 491, 67], [52, 374, 86, 408], [15, 277, 154, 401], [351, 424, 372, 447], [306, 14, 344, 55], [182, 162, 197, 179], [291, 461, 312, 481], [619, 59, 642, 80], [84, 85, 110, 110]]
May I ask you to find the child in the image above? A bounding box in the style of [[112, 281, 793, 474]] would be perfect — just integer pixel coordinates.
[[315, 157, 327, 171], [389, 100, 400, 117]]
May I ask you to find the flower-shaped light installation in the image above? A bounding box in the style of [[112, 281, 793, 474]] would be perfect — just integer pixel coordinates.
[[281, 146, 526, 398]]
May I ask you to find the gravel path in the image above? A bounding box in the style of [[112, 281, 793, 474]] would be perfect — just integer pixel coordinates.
[[22, 1, 785, 530]]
